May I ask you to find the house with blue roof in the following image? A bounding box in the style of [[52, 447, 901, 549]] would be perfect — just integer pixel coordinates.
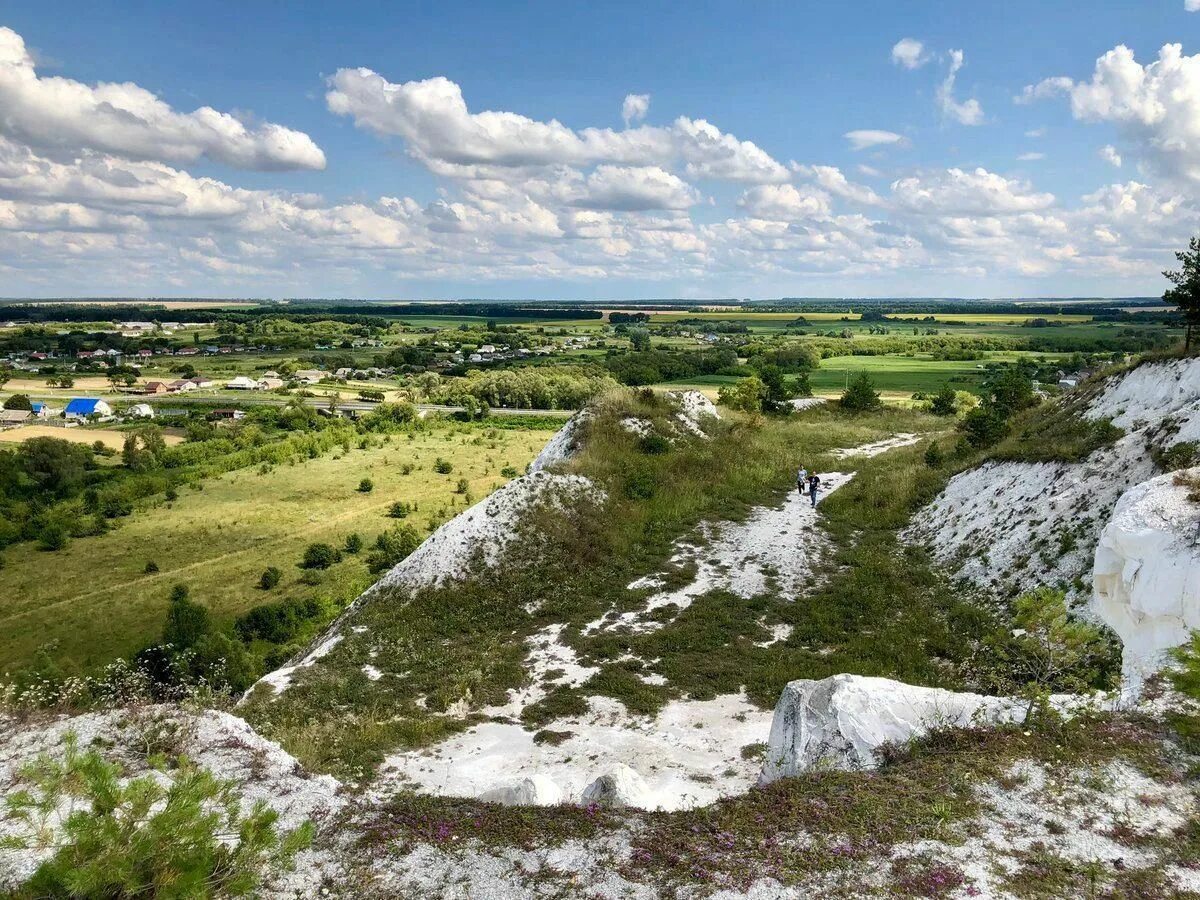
[[64, 398, 113, 420]]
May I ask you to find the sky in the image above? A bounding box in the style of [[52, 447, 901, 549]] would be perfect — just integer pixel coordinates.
[[1, 0, 1199, 300]]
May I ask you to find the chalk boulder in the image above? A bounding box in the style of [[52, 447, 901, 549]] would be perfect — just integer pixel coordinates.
[[529, 410, 591, 473], [760, 674, 1029, 781], [1091, 468, 1200, 698], [481, 775, 563, 806], [580, 764, 652, 808], [665, 390, 720, 436]]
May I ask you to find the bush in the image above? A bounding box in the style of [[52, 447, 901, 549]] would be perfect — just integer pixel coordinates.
[[960, 405, 1009, 448], [344, 532, 364, 554], [38, 524, 69, 552], [839, 371, 882, 412], [455, 478, 469, 494], [357, 477, 374, 493], [4, 735, 312, 898], [923, 443, 944, 469], [300, 543, 339, 570], [164, 486, 179, 502], [433, 458, 453, 474], [500, 466, 519, 478], [387, 501, 413, 518], [366, 524, 422, 574], [259, 566, 282, 590], [2, 392, 32, 410], [144, 560, 159, 574], [162, 584, 211, 651], [236, 596, 321, 644], [929, 384, 957, 416], [623, 469, 656, 500], [639, 434, 671, 455]]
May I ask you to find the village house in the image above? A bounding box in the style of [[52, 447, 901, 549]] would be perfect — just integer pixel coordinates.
[[142, 381, 169, 395], [294, 369, 325, 384], [225, 376, 260, 390], [30, 401, 60, 419], [64, 398, 113, 420], [209, 408, 246, 421], [188, 376, 214, 388], [257, 377, 285, 390], [0, 409, 31, 428], [127, 403, 155, 418], [168, 379, 195, 392]]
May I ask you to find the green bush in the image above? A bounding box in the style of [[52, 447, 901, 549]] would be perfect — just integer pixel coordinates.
[[344, 532, 363, 554], [38, 524, 69, 552], [839, 371, 882, 412], [366, 524, 422, 574], [236, 596, 322, 645], [259, 566, 282, 590], [960, 405, 1009, 448], [300, 543, 339, 570], [455, 478, 469, 494], [387, 501, 413, 518], [143, 561, 159, 574], [162, 585, 211, 651], [639, 434, 671, 455], [4, 734, 312, 898], [500, 465, 519, 478], [433, 458, 453, 474], [929, 384, 957, 416], [357, 477, 374, 493]]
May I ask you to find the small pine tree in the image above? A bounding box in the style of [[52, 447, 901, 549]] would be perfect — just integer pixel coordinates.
[[259, 566, 282, 590], [344, 532, 363, 554], [929, 384, 957, 416], [839, 371, 882, 412], [357, 477, 374, 493]]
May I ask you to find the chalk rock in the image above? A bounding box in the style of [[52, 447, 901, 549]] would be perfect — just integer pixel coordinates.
[[788, 398, 827, 412], [760, 674, 1029, 780], [1092, 468, 1200, 699], [580, 764, 652, 808], [529, 410, 591, 473], [480, 775, 563, 806], [665, 390, 720, 436]]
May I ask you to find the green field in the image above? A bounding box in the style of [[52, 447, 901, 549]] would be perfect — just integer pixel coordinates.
[[0, 422, 557, 672]]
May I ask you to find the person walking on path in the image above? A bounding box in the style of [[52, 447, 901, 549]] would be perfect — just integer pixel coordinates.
[[796, 466, 808, 498], [807, 473, 822, 508]]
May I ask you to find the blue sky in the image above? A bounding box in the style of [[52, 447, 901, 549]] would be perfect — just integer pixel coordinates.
[[1, 1, 1198, 298]]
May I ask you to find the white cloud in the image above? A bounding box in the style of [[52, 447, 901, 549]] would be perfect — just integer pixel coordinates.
[[1014, 76, 1073, 105], [890, 167, 1055, 215], [736, 183, 831, 219], [0, 27, 324, 171], [796, 165, 884, 206], [1187, 0, 1200, 11], [574, 165, 698, 211], [622, 93, 650, 125], [1025, 128, 1047, 138], [844, 129, 907, 151], [326, 70, 788, 183], [1099, 144, 1123, 167], [1017, 152, 1045, 161], [937, 50, 984, 125], [1021, 44, 1200, 186], [891, 38, 929, 70]]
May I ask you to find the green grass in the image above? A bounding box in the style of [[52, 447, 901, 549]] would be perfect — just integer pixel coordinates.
[[0, 422, 556, 674], [240, 393, 967, 778], [807, 355, 992, 396]]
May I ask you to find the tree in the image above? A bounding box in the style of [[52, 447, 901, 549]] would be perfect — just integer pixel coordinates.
[[122, 425, 167, 471], [366, 524, 422, 574], [0, 366, 10, 391], [929, 384, 957, 416], [757, 364, 791, 402], [162, 584, 212, 651], [987, 366, 1035, 418], [1163, 235, 1200, 353], [3, 393, 32, 410], [300, 543, 339, 569], [718, 375, 768, 416], [627, 327, 652, 352], [357, 477, 374, 493], [259, 567, 282, 590], [344, 533, 363, 554], [959, 404, 1008, 448], [839, 371, 882, 412]]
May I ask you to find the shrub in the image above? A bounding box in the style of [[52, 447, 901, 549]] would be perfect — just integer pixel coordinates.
[[236, 596, 322, 644], [455, 478, 469, 494], [387, 501, 413, 518], [259, 566, 282, 590], [960, 405, 1009, 448], [500, 465, 519, 478], [639, 434, 671, 455], [623, 469, 656, 500], [839, 371, 882, 412], [434, 458, 453, 474], [3, 735, 313, 898], [162, 584, 211, 651], [717, 376, 767, 415], [929, 384, 957, 416], [344, 532, 363, 554], [164, 486, 179, 502], [357, 477, 374, 493], [38, 524, 69, 552], [2, 392, 32, 410], [143, 561, 159, 574], [300, 543, 339, 570], [923, 443, 944, 469], [366, 524, 422, 574], [1156, 440, 1200, 472]]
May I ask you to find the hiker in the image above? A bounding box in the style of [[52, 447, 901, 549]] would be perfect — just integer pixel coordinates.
[[796, 466, 808, 498], [807, 473, 821, 508]]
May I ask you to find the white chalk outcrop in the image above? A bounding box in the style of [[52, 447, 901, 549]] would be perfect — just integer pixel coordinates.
[[480, 775, 564, 806], [759, 674, 1033, 780], [909, 358, 1200, 599], [529, 410, 591, 472], [664, 389, 720, 436], [581, 764, 653, 808], [1092, 469, 1200, 698]]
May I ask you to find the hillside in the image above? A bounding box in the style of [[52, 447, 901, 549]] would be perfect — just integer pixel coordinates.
[[6, 367, 1200, 897]]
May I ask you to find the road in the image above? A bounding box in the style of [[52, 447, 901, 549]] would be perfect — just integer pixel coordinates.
[[136, 394, 574, 418]]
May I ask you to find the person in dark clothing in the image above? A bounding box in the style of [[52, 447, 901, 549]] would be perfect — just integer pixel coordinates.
[[807, 473, 821, 508], [796, 466, 808, 498]]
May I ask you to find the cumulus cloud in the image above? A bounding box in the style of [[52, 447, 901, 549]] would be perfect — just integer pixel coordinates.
[[622, 93, 650, 125], [890, 167, 1055, 215], [0, 26, 324, 171], [891, 38, 929, 70], [937, 50, 984, 125], [1100, 144, 1123, 167], [736, 183, 831, 219], [1188, 0, 1200, 11], [1021, 44, 1200, 186], [573, 165, 698, 211], [844, 129, 907, 151], [326, 70, 788, 182]]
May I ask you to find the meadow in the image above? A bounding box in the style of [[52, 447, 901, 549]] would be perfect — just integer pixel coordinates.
[[0, 420, 556, 673]]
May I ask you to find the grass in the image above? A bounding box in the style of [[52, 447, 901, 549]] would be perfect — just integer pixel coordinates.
[[0, 421, 556, 673], [240, 392, 966, 778], [0, 425, 185, 450]]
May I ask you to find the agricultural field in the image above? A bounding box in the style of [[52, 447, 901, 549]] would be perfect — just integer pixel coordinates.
[[0, 419, 556, 673], [0, 425, 185, 450]]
